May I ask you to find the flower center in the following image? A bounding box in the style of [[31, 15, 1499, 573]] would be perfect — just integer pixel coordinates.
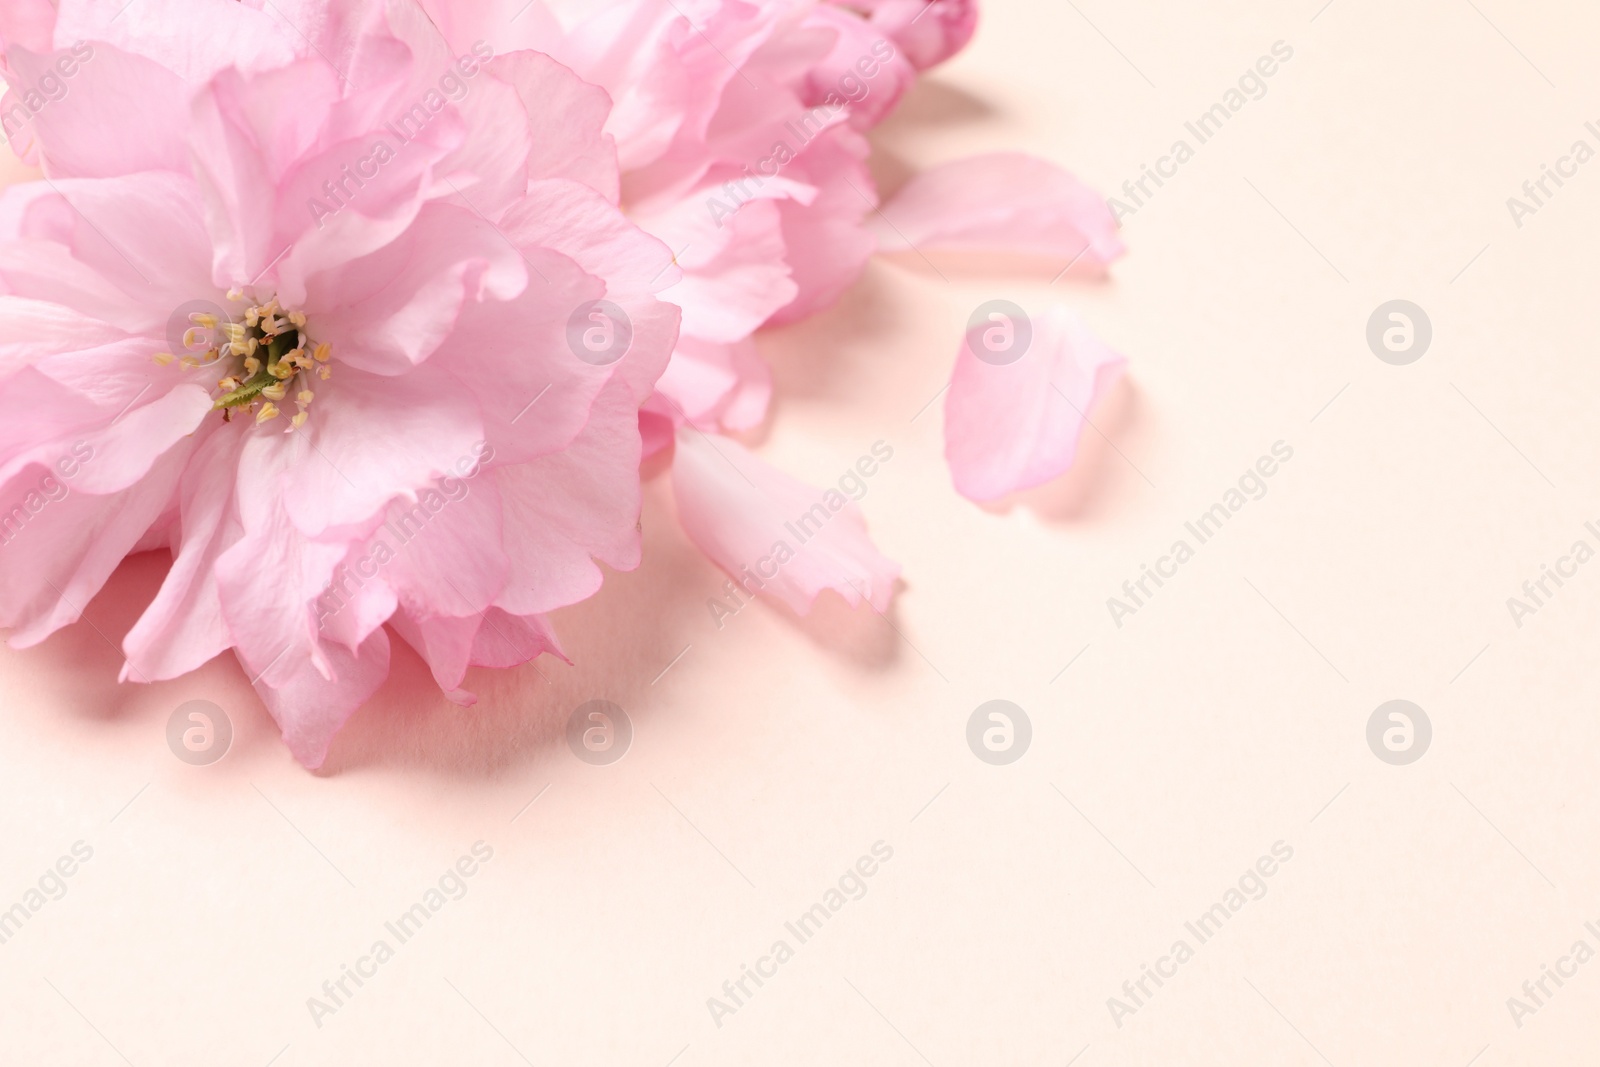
[[154, 290, 334, 429]]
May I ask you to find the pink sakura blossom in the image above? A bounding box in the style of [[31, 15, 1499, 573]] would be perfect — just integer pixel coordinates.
[[1, 0, 1130, 767], [0, 0, 680, 766], [423, 0, 1126, 592], [419, 0, 906, 614]]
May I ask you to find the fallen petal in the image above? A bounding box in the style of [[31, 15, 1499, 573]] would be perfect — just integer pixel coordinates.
[[944, 303, 1125, 502]]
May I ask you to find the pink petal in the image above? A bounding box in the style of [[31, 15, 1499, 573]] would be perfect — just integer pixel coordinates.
[[252, 627, 391, 769], [490, 50, 619, 202], [0, 383, 212, 494], [214, 433, 354, 697], [122, 426, 242, 681], [0, 172, 217, 332], [372, 470, 510, 621], [943, 303, 1125, 502], [0, 435, 195, 647], [303, 202, 528, 376], [670, 428, 900, 615], [314, 546, 397, 656], [652, 336, 771, 432], [800, 4, 916, 128], [636, 195, 797, 345], [388, 608, 563, 703], [765, 125, 877, 325], [52, 0, 297, 84], [844, 0, 977, 71], [494, 377, 648, 616], [277, 362, 485, 538], [0, 296, 123, 372], [874, 152, 1125, 272], [4, 44, 188, 180], [0, 0, 54, 58]]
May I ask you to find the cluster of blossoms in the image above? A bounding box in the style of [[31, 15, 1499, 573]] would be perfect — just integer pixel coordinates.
[[0, 0, 1124, 767]]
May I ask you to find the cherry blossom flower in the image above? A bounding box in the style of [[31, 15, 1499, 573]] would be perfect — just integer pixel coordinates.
[[423, 0, 1126, 594], [0, 0, 679, 766], [1, 0, 1130, 767]]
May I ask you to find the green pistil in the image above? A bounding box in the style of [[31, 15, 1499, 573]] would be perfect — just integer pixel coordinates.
[[212, 329, 294, 410]]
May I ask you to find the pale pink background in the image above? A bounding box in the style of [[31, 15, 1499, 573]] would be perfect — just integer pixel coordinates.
[[4, 1, 1599, 1063]]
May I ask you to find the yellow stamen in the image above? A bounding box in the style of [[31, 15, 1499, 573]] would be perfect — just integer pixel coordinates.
[[152, 352, 174, 366], [189, 312, 218, 329], [290, 411, 308, 430], [317, 364, 332, 380], [255, 402, 281, 423], [313, 342, 331, 363], [297, 389, 314, 404], [261, 381, 288, 401], [288, 311, 307, 328]]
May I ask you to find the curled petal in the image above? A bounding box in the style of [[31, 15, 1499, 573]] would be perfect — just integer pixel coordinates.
[[671, 428, 899, 615], [944, 304, 1125, 502], [801, 4, 916, 128]]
